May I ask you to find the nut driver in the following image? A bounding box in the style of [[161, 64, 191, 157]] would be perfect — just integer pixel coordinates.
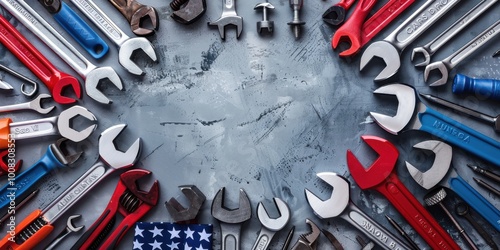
[[305, 172, 412, 250], [0, 124, 141, 249], [251, 197, 290, 250], [165, 185, 206, 224], [107, 0, 159, 36], [370, 83, 500, 167], [346, 135, 460, 249], [405, 140, 500, 231]]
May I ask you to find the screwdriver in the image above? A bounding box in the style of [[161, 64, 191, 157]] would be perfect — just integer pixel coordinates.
[[473, 178, 500, 196], [419, 93, 500, 132], [467, 164, 500, 184]]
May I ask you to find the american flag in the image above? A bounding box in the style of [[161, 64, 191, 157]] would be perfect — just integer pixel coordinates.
[[133, 222, 213, 250]]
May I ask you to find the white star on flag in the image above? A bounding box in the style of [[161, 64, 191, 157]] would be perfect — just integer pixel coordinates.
[[133, 239, 143, 250], [185, 227, 195, 240], [149, 239, 162, 250], [169, 227, 181, 239], [150, 226, 163, 238]]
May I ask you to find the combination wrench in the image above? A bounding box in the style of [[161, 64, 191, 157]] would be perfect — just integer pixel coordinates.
[[251, 197, 290, 250], [0, 0, 123, 104], [0, 94, 54, 114]]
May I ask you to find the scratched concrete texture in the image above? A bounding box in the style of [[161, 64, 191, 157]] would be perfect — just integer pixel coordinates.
[[0, 0, 499, 249]]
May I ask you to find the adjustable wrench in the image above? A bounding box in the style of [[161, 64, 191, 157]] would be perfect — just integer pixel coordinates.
[[305, 172, 412, 250], [0, 124, 141, 249], [290, 219, 320, 250], [411, 0, 499, 67], [0, 14, 80, 104], [360, 0, 461, 82], [69, 0, 157, 76], [45, 215, 84, 250], [322, 0, 357, 26], [208, 0, 243, 40], [0, 94, 54, 114], [107, 0, 159, 36], [0, 0, 123, 104], [346, 135, 460, 249], [251, 197, 290, 250], [425, 20, 500, 86]]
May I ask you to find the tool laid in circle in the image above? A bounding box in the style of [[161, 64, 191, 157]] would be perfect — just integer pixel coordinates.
[[0, 94, 54, 115], [208, 0, 243, 40], [453, 74, 500, 101], [107, 0, 159, 36], [346, 135, 460, 249], [468, 164, 500, 184], [455, 202, 499, 250], [473, 177, 500, 196], [251, 197, 290, 250], [322, 0, 356, 26], [171, 0, 206, 24], [290, 219, 320, 250], [165, 185, 206, 224], [370, 83, 500, 167], [45, 215, 84, 250]]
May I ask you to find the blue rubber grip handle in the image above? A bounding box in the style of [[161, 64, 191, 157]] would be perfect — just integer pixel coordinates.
[[53, 2, 109, 59], [453, 74, 500, 101], [447, 174, 500, 231], [419, 106, 500, 167], [0, 145, 66, 210]]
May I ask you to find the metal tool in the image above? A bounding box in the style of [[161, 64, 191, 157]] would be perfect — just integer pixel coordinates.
[[420, 93, 500, 132], [0, 189, 38, 225], [281, 226, 294, 250], [425, 20, 500, 87], [69, 0, 158, 76], [494, 49, 500, 57], [321, 229, 344, 250], [0, 0, 123, 104], [165, 185, 206, 224], [211, 187, 252, 250], [0, 149, 22, 177], [0, 63, 38, 97], [322, 0, 356, 26], [424, 188, 478, 250], [456, 202, 499, 250], [0, 14, 80, 104], [411, 0, 498, 67], [71, 169, 159, 249], [255, 3, 274, 34], [305, 172, 412, 250], [288, 0, 305, 39], [0, 80, 13, 91], [0, 94, 54, 115], [360, 0, 460, 82], [251, 197, 290, 250], [474, 177, 500, 196], [39, 0, 109, 59], [45, 215, 84, 250], [290, 219, 320, 250], [370, 83, 500, 167], [346, 136, 460, 249], [385, 215, 419, 250], [356, 235, 375, 250], [171, 0, 206, 24], [208, 0, 243, 40], [468, 164, 500, 184], [0, 138, 82, 211], [107, 0, 159, 36], [453, 73, 500, 101], [0, 124, 141, 249]]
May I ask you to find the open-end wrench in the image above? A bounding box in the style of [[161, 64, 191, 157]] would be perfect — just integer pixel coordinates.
[[69, 0, 157, 76], [411, 0, 499, 67], [208, 0, 243, 40], [305, 172, 413, 250], [0, 94, 54, 114], [370, 83, 500, 167], [251, 197, 290, 250], [211, 187, 252, 250], [165, 185, 206, 224], [405, 140, 500, 231], [290, 219, 320, 250], [0, 0, 123, 104], [346, 136, 460, 249], [45, 215, 84, 250], [0, 14, 80, 104], [107, 0, 159, 36], [360, 0, 461, 82], [425, 20, 500, 87], [0, 124, 141, 249], [322, 0, 357, 26]]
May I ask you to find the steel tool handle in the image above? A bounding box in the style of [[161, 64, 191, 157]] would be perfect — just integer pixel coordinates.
[[339, 202, 412, 250], [447, 173, 500, 231], [453, 74, 500, 101], [419, 106, 500, 167], [251, 228, 275, 250], [220, 222, 241, 250], [385, 0, 461, 51], [0, 209, 54, 250], [375, 174, 460, 250], [53, 2, 109, 59], [0, 145, 65, 210], [9, 116, 59, 141]]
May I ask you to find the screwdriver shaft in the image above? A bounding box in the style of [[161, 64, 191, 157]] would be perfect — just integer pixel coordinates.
[[468, 164, 500, 184], [474, 177, 500, 196]]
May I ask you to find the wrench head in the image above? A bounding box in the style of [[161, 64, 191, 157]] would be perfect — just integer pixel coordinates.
[[208, 16, 243, 40], [360, 41, 401, 82], [305, 172, 350, 219], [57, 105, 97, 142], [346, 135, 399, 190], [119, 38, 158, 76], [424, 61, 449, 87], [120, 169, 159, 206], [332, 28, 362, 57], [405, 140, 452, 190], [257, 197, 290, 231], [211, 187, 252, 223], [130, 6, 159, 36], [411, 47, 431, 67], [301, 219, 320, 246], [50, 72, 82, 104], [85, 67, 123, 104], [322, 6, 346, 26], [66, 214, 84, 232], [370, 83, 416, 135], [29, 94, 55, 114], [99, 124, 142, 170], [51, 138, 83, 165], [165, 185, 206, 223], [171, 0, 207, 24]]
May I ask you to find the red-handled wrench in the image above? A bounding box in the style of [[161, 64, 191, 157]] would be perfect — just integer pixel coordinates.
[[0, 15, 80, 104], [346, 135, 460, 250], [323, 0, 357, 26]]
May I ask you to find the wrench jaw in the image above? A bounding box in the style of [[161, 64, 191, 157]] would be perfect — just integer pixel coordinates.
[[130, 6, 159, 37], [322, 6, 346, 26], [84, 67, 123, 104], [30, 94, 56, 115], [346, 136, 399, 190], [424, 61, 449, 87], [50, 72, 82, 104], [119, 38, 158, 76], [411, 47, 431, 68], [305, 172, 350, 219], [120, 169, 159, 206], [57, 105, 97, 142], [209, 17, 244, 40], [332, 32, 361, 58], [165, 185, 206, 223], [257, 198, 290, 231], [360, 41, 400, 82], [99, 124, 142, 170], [211, 187, 252, 223], [52, 138, 83, 165], [67, 214, 84, 232]]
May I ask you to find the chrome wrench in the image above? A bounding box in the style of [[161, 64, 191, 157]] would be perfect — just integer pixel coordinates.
[[0, 94, 54, 114], [0, 0, 123, 104]]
